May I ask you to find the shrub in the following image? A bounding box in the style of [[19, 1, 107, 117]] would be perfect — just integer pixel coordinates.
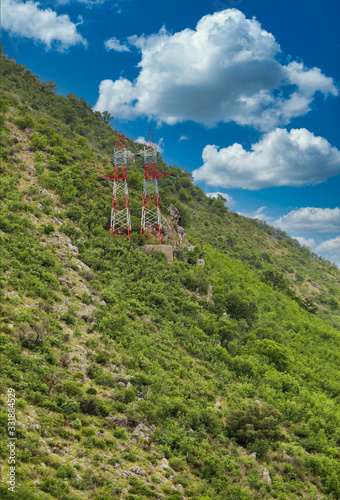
[[56, 396, 80, 415], [29, 133, 47, 151], [42, 223, 54, 235], [56, 464, 75, 479], [80, 396, 110, 416], [70, 418, 82, 430], [15, 114, 34, 130], [113, 427, 127, 439], [253, 339, 290, 371], [40, 478, 69, 496], [227, 401, 283, 451]]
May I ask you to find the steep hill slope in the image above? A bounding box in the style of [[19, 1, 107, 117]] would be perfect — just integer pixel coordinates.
[[1, 51, 340, 500]]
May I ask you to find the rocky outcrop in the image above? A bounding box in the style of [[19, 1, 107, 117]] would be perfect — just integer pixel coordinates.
[[168, 203, 181, 224], [162, 204, 195, 250], [41, 232, 79, 256]]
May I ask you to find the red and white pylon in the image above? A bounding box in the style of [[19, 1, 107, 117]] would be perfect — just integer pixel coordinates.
[[110, 132, 131, 239], [141, 130, 171, 245]]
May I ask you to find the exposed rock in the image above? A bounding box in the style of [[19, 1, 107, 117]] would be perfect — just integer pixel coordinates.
[[72, 258, 90, 272], [38, 187, 55, 199], [59, 278, 72, 289], [121, 470, 134, 479], [214, 402, 221, 410], [74, 474, 83, 481], [107, 416, 129, 428], [30, 424, 40, 431], [51, 217, 63, 226], [133, 423, 150, 435], [162, 204, 195, 251], [45, 232, 79, 256], [161, 458, 169, 467], [249, 452, 256, 460], [4, 291, 20, 299], [167, 203, 181, 224], [197, 258, 205, 266], [207, 284, 214, 304], [52, 447, 65, 455], [262, 467, 271, 484], [131, 466, 147, 477]]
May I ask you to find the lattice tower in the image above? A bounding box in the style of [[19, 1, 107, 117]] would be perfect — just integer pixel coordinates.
[[111, 133, 131, 239], [141, 130, 171, 245]]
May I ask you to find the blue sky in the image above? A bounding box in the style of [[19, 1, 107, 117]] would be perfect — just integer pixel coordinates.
[[2, 0, 340, 266]]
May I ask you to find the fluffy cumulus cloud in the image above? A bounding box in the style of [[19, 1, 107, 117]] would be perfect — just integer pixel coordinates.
[[274, 207, 340, 233], [104, 37, 130, 53], [316, 236, 340, 253], [207, 191, 236, 207], [2, 0, 87, 50], [94, 9, 338, 129], [293, 235, 340, 267], [316, 236, 340, 267], [293, 237, 317, 250], [192, 128, 340, 189]]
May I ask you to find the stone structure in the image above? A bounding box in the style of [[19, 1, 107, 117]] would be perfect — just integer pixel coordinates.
[[142, 245, 173, 262]]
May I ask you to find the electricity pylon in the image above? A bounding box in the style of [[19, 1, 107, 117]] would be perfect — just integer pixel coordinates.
[[108, 132, 131, 239], [141, 130, 171, 245]]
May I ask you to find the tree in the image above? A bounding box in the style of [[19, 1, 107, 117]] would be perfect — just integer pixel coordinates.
[[101, 111, 113, 124], [227, 401, 283, 450]]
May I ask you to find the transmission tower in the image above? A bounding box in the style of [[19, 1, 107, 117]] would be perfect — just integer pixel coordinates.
[[141, 130, 171, 245], [107, 132, 131, 239]]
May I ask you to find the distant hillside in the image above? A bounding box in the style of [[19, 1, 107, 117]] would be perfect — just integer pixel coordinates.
[[1, 51, 340, 500]]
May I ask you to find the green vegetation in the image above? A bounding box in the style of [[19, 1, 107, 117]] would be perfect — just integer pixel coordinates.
[[1, 50, 340, 499]]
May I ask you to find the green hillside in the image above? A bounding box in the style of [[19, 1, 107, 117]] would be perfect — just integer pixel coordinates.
[[1, 51, 340, 500]]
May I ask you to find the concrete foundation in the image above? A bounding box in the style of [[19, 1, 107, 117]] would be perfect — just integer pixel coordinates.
[[142, 244, 173, 262]]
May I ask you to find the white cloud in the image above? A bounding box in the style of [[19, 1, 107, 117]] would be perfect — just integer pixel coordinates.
[[135, 136, 164, 153], [293, 237, 317, 250], [274, 207, 340, 233], [179, 135, 189, 142], [316, 236, 340, 268], [2, 0, 87, 50], [237, 206, 272, 222], [192, 128, 340, 189], [207, 191, 236, 207], [94, 9, 338, 129], [104, 37, 130, 53], [292, 235, 340, 267], [55, 0, 107, 5], [316, 236, 340, 253]]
